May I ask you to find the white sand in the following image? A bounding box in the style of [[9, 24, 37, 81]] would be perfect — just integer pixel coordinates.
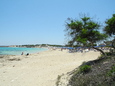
[[0, 49, 100, 86]]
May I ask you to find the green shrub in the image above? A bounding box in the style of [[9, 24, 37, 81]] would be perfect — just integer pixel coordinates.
[[79, 65, 91, 74], [107, 65, 115, 76]]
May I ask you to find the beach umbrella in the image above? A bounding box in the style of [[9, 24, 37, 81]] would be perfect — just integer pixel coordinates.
[[99, 45, 106, 47], [68, 47, 74, 49], [94, 46, 99, 48]]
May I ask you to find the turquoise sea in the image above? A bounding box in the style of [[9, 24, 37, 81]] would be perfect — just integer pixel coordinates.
[[0, 47, 47, 55]]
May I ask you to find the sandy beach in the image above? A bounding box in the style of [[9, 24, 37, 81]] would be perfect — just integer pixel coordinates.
[[0, 49, 100, 86]]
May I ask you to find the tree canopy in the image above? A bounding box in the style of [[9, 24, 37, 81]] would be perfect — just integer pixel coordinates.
[[66, 16, 107, 47], [65, 16, 108, 55], [104, 14, 115, 49], [104, 14, 115, 36]]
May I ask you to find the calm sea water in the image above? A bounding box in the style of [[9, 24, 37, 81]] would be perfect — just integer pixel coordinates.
[[0, 47, 47, 55]]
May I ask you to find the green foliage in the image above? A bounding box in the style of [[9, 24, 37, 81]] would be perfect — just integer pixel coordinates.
[[107, 65, 115, 76], [77, 36, 87, 44], [66, 15, 107, 47], [79, 65, 91, 74], [104, 14, 115, 36]]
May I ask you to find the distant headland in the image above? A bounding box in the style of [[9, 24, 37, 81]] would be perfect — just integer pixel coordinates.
[[0, 44, 64, 48]]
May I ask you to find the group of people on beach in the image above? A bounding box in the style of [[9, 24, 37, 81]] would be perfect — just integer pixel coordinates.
[[61, 47, 110, 53], [21, 52, 29, 56]]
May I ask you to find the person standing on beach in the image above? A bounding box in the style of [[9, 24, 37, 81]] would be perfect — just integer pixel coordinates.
[[21, 52, 24, 55]]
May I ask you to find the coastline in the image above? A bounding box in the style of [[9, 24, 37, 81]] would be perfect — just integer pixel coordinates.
[[0, 49, 100, 86], [0, 48, 49, 67], [0, 47, 48, 55]]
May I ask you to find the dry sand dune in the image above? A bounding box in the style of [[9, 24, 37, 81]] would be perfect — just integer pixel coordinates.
[[0, 49, 100, 86]]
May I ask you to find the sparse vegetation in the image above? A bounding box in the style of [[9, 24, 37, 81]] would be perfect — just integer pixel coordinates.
[[107, 65, 115, 76], [0, 56, 4, 58], [0, 55, 21, 64], [56, 75, 62, 86], [8, 58, 21, 61], [67, 52, 115, 86]]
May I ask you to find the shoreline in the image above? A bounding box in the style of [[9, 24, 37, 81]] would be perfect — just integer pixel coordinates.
[[0, 49, 49, 67], [0, 47, 48, 56], [0, 49, 100, 86]]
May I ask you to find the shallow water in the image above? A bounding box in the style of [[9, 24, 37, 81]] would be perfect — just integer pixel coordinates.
[[0, 47, 47, 55]]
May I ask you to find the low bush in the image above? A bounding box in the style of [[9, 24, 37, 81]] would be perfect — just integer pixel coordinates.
[[79, 65, 91, 74]]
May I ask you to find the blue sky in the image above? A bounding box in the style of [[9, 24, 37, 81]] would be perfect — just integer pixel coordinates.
[[0, 0, 115, 45]]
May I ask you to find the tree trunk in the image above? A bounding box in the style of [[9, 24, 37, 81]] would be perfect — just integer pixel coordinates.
[[90, 42, 106, 57], [112, 38, 115, 49], [92, 46, 107, 57]]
